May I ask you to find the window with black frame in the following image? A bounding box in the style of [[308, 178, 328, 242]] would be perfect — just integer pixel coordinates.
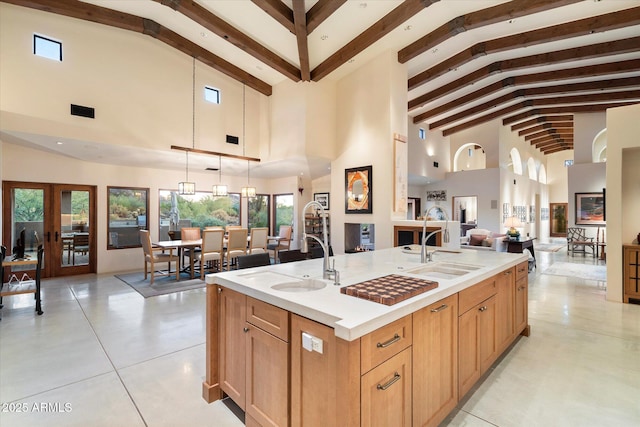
[[158, 190, 240, 240], [107, 187, 149, 249], [248, 194, 270, 230], [273, 194, 293, 233]]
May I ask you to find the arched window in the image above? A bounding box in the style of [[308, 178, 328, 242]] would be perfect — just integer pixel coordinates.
[[592, 128, 607, 163], [453, 143, 486, 171], [539, 164, 547, 184], [527, 157, 537, 181], [509, 148, 523, 175]]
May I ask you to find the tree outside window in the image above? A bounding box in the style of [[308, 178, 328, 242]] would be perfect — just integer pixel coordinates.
[[248, 194, 270, 230]]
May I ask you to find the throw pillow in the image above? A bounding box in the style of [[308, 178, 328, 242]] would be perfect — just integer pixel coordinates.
[[469, 234, 487, 246], [482, 237, 495, 247]]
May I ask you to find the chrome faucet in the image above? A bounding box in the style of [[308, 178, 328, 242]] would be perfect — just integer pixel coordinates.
[[301, 201, 338, 283], [421, 206, 451, 263]]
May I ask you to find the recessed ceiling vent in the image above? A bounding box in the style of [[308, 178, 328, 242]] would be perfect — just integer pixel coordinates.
[[226, 135, 239, 144], [70, 104, 95, 119]]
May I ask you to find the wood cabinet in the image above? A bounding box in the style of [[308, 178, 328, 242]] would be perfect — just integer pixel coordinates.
[[495, 267, 515, 354], [361, 347, 412, 427], [412, 294, 458, 427], [458, 277, 497, 398], [393, 225, 441, 247], [219, 287, 290, 426], [623, 245, 640, 303], [515, 261, 529, 336]]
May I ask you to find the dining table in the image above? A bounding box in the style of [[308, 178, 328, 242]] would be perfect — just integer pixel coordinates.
[[155, 236, 253, 279]]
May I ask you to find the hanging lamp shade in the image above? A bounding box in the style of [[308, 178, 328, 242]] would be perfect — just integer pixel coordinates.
[[212, 155, 227, 196], [178, 151, 196, 195], [241, 159, 256, 197]]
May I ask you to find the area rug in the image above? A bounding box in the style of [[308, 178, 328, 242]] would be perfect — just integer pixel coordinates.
[[115, 272, 205, 298], [542, 262, 606, 281], [535, 243, 566, 252]]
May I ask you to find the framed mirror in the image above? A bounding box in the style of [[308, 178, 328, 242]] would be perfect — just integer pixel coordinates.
[[345, 165, 372, 214], [107, 187, 149, 249]]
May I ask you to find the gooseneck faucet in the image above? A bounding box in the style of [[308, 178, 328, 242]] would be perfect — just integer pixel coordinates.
[[421, 206, 451, 263], [301, 201, 338, 283]]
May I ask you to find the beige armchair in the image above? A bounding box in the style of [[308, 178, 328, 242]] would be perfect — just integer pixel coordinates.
[[226, 228, 248, 270], [139, 230, 179, 284], [268, 225, 292, 263], [249, 227, 269, 254], [197, 229, 224, 279]]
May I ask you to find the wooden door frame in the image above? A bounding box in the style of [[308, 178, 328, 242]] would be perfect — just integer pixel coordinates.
[[2, 181, 97, 278]]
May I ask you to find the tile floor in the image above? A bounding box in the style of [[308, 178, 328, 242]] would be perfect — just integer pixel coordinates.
[[1, 246, 639, 426]]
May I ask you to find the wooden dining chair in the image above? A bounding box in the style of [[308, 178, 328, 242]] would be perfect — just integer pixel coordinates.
[[267, 225, 292, 263], [226, 228, 248, 271], [225, 225, 242, 233], [249, 227, 269, 254], [72, 233, 90, 265], [197, 229, 224, 279], [139, 230, 179, 284], [180, 227, 202, 267]]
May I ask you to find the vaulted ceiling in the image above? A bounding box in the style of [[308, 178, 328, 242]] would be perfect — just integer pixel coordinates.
[[4, 0, 640, 157]]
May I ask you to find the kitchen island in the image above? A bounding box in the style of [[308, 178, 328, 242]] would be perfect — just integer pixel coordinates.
[[203, 246, 529, 427]]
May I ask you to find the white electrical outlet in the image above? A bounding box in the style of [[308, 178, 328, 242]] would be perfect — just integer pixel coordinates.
[[302, 332, 314, 352], [311, 337, 323, 354]]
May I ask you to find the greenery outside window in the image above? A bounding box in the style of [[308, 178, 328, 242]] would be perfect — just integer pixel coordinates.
[[248, 194, 270, 230], [108, 187, 148, 249], [158, 190, 240, 240], [273, 194, 293, 234]]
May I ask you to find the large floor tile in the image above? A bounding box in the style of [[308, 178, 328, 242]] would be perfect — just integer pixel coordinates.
[[118, 344, 243, 427], [0, 372, 145, 427]]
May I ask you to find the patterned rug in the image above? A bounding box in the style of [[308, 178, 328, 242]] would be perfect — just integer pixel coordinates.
[[542, 262, 606, 281], [115, 272, 205, 298]]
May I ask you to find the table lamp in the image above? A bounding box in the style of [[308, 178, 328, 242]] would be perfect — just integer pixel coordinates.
[[504, 216, 523, 240]]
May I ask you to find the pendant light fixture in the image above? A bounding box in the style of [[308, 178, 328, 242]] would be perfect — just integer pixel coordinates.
[[178, 57, 196, 195], [240, 84, 256, 198], [212, 155, 228, 196]]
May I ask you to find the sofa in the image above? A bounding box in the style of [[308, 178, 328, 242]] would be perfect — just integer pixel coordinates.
[[460, 228, 507, 252]]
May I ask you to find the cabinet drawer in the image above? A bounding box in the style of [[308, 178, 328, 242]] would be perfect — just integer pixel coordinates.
[[458, 277, 496, 315], [361, 315, 412, 374], [361, 347, 412, 427], [246, 296, 289, 342], [516, 262, 528, 281]]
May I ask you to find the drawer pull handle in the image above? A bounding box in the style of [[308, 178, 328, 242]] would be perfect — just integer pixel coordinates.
[[377, 372, 401, 391], [479, 306, 488, 312], [430, 304, 448, 313], [518, 286, 526, 291], [243, 327, 249, 333], [377, 334, 401, 348]]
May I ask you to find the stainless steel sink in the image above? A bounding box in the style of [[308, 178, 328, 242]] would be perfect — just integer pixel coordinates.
[[271, 278, 328, 292]]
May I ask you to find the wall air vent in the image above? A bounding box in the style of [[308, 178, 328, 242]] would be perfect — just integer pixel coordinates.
[[226, 135, 239, 145], [433, 161, 439, 168], [70, 104, 95, 119]]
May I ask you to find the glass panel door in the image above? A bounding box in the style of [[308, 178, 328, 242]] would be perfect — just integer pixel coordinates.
[[2, 181, 96, 278]]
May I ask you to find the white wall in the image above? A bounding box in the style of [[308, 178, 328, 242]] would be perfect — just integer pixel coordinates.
[[407, 117, 450, 182], [606, 103, 640, 302], [332, 50, 407, 254], [574, 112, 606, 165], [546, 150, 572, 203], [567, 162, 606, 240], [450, 120, 500, 169]]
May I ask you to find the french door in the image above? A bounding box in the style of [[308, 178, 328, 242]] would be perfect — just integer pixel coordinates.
[[2, 181, 96, 278]]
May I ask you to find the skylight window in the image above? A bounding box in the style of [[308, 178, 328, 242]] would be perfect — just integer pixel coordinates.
[[204, 86, 220, 104], [33, 34, 62, 61]]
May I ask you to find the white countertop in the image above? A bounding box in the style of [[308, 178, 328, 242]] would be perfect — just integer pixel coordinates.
[[207, 246, 527, 341]]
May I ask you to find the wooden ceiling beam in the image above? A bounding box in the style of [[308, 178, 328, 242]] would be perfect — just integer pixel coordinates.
[[155, 0, 300, 82], [428, 84, 640, 129], [251, 0, 295, 33], [292, 0, 311, 81], [442, 97, 639, 136], [544, 147, 573, 154], [399, 0, 579, 63], [535, 138, 574, 148], [525, 129, 573, 141], [510, 115, 573, 131], [5, 0, 273, 96], [503, 102, 636, 125], [408, 7, 640, 90], [306, 0, 347, 34], [518, 121, 573, 136], [409, 38, 640, 110], [311, 0, 437, 81]]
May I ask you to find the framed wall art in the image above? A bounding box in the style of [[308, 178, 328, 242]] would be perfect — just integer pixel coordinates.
[[345, 165, 372, 214], [575, 192, 605, 226], [313, 192, 330, 210]]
